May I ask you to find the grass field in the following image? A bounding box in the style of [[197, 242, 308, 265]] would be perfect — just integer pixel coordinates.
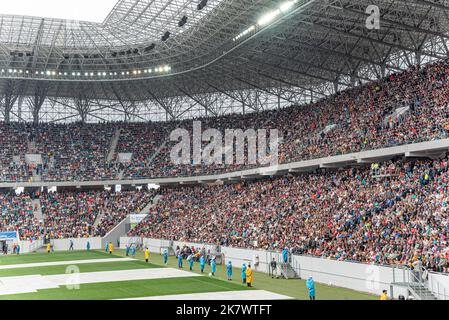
[[0, 250, 376, 300]]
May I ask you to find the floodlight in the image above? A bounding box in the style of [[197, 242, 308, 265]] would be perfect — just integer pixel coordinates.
[[258, 9, 280, 26]]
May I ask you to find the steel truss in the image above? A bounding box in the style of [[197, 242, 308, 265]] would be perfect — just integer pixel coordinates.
[[1, 0, 449, 123]]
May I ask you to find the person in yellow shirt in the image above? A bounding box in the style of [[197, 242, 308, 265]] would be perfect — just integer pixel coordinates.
[[380, 290, 389, 300], [144, 248, 150, 263], [246, 264, 253, 288], [46, 243, 51, 253], [108, 242, 114, 255]]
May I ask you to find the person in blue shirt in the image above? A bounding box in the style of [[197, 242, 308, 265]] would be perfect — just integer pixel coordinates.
[[163, 249, 168, 265], [306, 276, 316, 300], [86, 241, 90, 251], [125, 244, 130, 256], [105, 242, 109, 253], [16, 244, 20, 255], [188, 254, 194, 271], [200, 255, 206, 273], [178, 253, 183, 269], [282, 248, 289, 263], [226, 261, 233, 281], [131, 244, 136, 258], [211, 257, 217, 276], [241, 263, 247, 284], [69, 239, 74, 251]]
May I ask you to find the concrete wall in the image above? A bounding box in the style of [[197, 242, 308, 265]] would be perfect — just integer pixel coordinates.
[[19, 237, 102, 253], [428, 272, 449, 300], [52, 237, 102, 251], [102, 216, 130, 249], [19, 239, 43, 253], [290, 255, 409, 297]]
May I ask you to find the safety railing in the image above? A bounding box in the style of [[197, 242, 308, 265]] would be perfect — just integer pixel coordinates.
[[392, 264, 447, 300]]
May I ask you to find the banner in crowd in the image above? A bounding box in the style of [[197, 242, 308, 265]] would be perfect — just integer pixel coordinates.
[[0, 231, 18, 239], [129, 214, 148, 224]]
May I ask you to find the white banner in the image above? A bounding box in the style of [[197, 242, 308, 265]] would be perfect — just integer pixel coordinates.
[[129, 214, 148, 224]]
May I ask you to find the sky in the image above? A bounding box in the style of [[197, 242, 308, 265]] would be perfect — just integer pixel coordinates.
[[0, 0, 119, 23]]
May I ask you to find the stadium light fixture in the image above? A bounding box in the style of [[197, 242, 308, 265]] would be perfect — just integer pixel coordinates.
[[197, 0, 208, 11], [280, 0, 297, 13], [258, 9, 281, 26]]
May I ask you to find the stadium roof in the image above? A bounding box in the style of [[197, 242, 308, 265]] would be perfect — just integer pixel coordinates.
[[0, 0, 449, 123], [1, 0, 118, 23]]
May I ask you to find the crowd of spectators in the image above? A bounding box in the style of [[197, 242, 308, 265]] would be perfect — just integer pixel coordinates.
[[0, 192, 44, 240], [0, 188, 154, 240], [1, 58, 449, 181], [130, 156, 449, 272], [32, 123, 119, 181], [93, 189, 156, 236], [41, 189, 155, 238], [115, 58, 449, 179]]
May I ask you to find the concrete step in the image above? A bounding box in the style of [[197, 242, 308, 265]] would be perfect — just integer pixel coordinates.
[[31, 199, 44, 222], [107, 128, 122, 162]]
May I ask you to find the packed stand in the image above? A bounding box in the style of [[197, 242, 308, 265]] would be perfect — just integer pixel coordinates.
[[116, 58, 449, 179], [1, 58, 449, 181], [0, 192, 44, 240], [130, 156, 449, 272], [32, 123, 119, 181], [41, 189, 155, 238]]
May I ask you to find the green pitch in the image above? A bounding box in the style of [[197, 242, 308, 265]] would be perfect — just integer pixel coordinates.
[[0, 250, 376, 300]]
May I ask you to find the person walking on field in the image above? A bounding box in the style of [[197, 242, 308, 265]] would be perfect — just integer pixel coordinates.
[[108, 242, 114, 255], [200, 254, 206, 273], [187, 254, 194, 271], [177, 252, 183, 269], [163, 249, 169, 265], [306, 276, 316, 300], [246, 264, 253, 287], [270, 258, 278, 279], [210, 257, 217, 276], [125, 244, 130, 256], [144, 248, 150, 263], [226, 261, 233, 281], [131, 244, 136, 258], [241, 263, 247, 284]]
